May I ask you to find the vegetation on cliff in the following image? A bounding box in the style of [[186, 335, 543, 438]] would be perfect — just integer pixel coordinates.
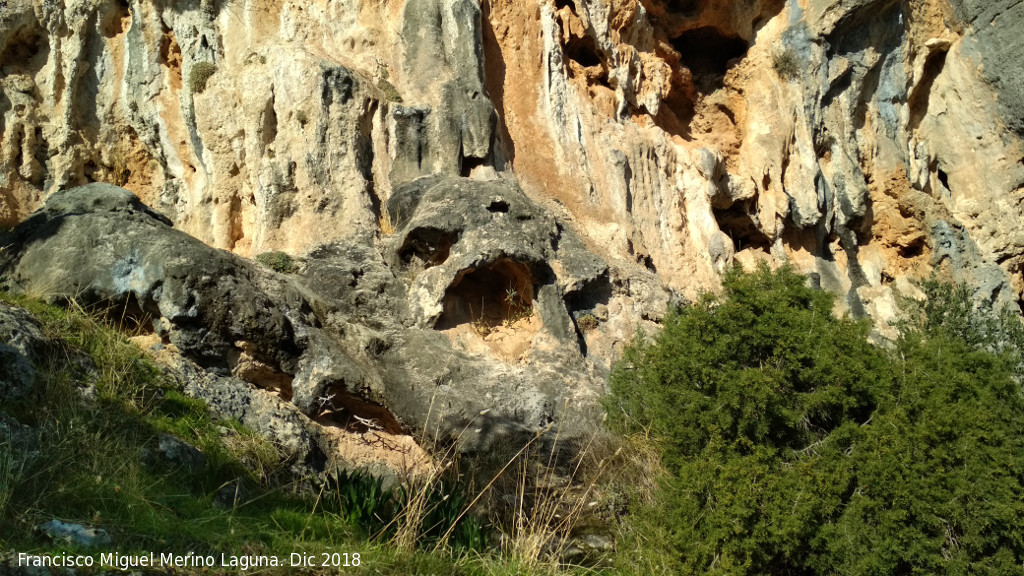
[[5, 265, 1024, 575], [0, 294, 503, 574], [609, 265, 1024, 575]]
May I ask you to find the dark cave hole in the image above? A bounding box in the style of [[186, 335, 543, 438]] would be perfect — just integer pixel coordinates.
[[671, 27, 749, 87], [101, 0, 131, 38], [262, 93, 278, 145], [435, 259, 535, 331], [399, 227, 459, 269], [0, 28, 44, 72], [714, 202, 772, 252], [563, 29, 605, 75], [83, 161, 100, 184], [460, 155, 487, 178], [565, 273, 612, 316], [487, 199, 510, 213], [554, 0, 578, 16], [105, 293, 158, 335], [668, 0, 704, 18], [907, 48, 948, 132], [937, 168, 951, 192], [898, 239, 925, 259], [565, 272, 613, 355]]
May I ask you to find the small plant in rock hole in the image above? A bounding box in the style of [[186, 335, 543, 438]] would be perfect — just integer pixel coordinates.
[[576, 313, 600, 333], [471, 299, 492, 337], [503, 285, 532, 326]]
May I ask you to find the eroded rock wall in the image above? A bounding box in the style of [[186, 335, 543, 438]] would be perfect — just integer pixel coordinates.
[[2, 0, 1024, 387], [485, 0, 1024, 333]]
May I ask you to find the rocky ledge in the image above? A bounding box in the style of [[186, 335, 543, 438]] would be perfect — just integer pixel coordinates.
[[0, 180, 639, 475]]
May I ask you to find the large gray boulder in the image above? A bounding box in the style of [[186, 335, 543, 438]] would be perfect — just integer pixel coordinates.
[[1, 181, 615, 458], [1, 183, 303, 373]]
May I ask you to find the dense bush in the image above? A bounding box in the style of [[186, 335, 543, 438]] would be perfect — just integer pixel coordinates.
[[255, 250, 298, 274], [189, 62, 217, 94], [609, 265, 1024, 575]]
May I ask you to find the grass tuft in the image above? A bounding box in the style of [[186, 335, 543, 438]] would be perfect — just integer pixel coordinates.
[[772, 48, 801, 81]]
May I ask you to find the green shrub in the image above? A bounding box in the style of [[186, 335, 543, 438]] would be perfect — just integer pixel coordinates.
[[609, 264, 1024, 575], [576, 313, 600, 333], [255, 251, 298, 274], [378, 79, 403, 103], [903, 276, 1024, 364], [772, 48, 800, 81], [189, 61, 217, 93]]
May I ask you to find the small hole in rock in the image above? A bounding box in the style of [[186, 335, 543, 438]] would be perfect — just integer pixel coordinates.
[[898, 240, 925, 259], [399, 227, 458, 269], [487, 200, 510, 213], [313, 385, 405, 435], [554, 0, 578, 16], [461, 156, 487, 178], [714, 202, 772, 253]]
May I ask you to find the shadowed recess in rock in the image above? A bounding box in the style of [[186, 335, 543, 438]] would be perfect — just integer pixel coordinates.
[[313, 384, 406, 435], [399, 227, 460, 269], [672, 27, 749, 89], [436, 259, 535, 330], [714, 201, 772, 253], [0, 26, 45, 73], [907, 47, 949, 132]]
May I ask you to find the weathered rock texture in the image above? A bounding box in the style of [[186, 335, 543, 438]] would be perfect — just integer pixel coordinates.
[[2, 0, 1024, 459], [1, 182, 610, 460]]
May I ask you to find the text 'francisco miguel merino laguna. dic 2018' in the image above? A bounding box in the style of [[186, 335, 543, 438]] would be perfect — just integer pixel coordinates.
[[17, 552, 362, 571]]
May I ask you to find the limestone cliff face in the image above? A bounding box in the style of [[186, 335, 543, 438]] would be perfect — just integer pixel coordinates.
[[2, 0, 1023, 344], [484, 0, 1024, 332]]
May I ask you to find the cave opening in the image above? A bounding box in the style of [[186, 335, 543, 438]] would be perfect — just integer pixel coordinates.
[[937, 168, 951, 192], [399, 227, 459, 269], [101, 0, 132, 38], [565, 33, 603, 69], [907, 48, 948, 132], [435, 259, 535, 331], [898, 238, 925, 259], [487, 199, 510, 213], [671, 27, 749, 90], [460, 155, 488, 178], [714, 202, 772, 253], [665, 0, 705, 18], [561, 27, 607, 87], [554, 0, 578, 16]]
